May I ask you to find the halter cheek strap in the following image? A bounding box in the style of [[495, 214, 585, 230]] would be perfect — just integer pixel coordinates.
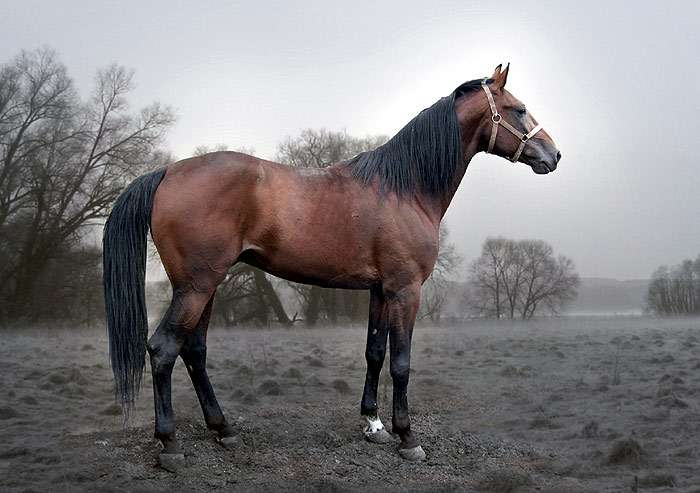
[[481, 81, 543, 163]]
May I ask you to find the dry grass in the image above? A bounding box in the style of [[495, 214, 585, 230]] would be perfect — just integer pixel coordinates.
[[258, 379, 283, 395], [476, 467, 532, 493], [2, 317, 700, 491], [608, 437, 646, 465], [580, 420, 599, 438], [638, 472, 677, 488]]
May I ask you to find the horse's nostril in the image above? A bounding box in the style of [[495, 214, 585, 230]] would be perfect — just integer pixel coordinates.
[[555, 151, 562, 163]]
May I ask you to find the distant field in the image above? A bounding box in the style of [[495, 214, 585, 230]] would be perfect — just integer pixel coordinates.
[[1, 316, 699, 492], [436, 277, 649, 319], [565, 278, 649, 316]]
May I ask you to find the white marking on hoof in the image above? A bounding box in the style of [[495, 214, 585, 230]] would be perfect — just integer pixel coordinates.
[[364, 415, 385, 434], [158, 453, 185, 472], [364, 416, 394, 444], [219, 436, 238, 448], [398, 445, 426, 461]]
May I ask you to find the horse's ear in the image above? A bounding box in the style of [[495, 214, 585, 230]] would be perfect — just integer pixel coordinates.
[[493, 63, 510, 90]]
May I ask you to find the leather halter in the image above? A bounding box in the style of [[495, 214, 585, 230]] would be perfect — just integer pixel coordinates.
[[481, 81, 543, 163]]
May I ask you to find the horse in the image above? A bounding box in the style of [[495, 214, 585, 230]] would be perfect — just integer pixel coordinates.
[[102, 64, 561, 469]]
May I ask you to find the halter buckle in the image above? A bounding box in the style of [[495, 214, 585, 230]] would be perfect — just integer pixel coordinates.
[[521, 134, 529, 142], [491, 114, 501, 123]]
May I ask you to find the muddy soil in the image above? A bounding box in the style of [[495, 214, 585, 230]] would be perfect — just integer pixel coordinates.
[[1, 316, 700, 492]]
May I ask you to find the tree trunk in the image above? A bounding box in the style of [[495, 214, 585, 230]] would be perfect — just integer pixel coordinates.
[[305, 286, 322, 326], [6, 247, 50, 321], [323, 289, 338, 324], [252, 269, 292, 325]]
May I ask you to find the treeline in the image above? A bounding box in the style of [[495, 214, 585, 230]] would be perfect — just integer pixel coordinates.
[[0, 48, 173, 324], [647, 257, 700, 315], [0, 48, 580, 327], [0, 49, 464, 326], [466, 238, 579, 319]]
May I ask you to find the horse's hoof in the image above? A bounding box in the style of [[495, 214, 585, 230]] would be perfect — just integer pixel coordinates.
[[364, 428, 394, 444], [158, 453, 185, 472], [398, 445, 426, 461], [219, 436, 238, 449]]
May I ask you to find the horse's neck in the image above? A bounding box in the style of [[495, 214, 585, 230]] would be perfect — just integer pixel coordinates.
[[432, 126, 482, 218]]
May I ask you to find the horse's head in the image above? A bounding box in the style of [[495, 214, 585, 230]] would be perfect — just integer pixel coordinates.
[[458, 64, 561, 174]]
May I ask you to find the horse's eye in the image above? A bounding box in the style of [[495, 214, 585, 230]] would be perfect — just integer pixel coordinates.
[[517, 107, 527, 116]]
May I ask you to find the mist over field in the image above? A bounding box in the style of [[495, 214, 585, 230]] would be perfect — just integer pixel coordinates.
[[3, 316, 700, 491], [2, 0, 699, 492]]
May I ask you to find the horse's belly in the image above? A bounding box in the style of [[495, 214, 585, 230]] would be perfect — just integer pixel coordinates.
[[240, 233, 379, 289]]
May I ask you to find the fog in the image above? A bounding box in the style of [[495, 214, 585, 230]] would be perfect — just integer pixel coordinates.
[[3, 0, 698, 279], [4, 316, 700, 489]]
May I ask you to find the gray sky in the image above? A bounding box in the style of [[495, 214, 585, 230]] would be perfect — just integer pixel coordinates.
[[3, 0, 699, 279]]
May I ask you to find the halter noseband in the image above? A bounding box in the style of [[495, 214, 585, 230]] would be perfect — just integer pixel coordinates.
[[481, 81, 543, 163]]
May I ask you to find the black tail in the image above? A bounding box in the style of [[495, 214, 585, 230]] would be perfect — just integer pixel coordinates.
[[103, 168, 166, 412]]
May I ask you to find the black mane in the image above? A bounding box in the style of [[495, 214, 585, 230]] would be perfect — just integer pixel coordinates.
[[345, 78, 489, 197]]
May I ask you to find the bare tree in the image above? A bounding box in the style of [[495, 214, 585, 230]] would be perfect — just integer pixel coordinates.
[[276, 128, 387, 325], [0, 48, 74, 230], [206, 264, 293, 326], [647, 257, 700, 315], [418, 225, 462, 322], [191, 143, 255, 157], [0, 48, 174, 323], [277, 129, 386, 169], [517, 240, 580, 318], [467, 238, 509, 318], [467, 237, 579, 319]]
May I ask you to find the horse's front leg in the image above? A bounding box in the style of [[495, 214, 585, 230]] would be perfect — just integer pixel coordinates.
[[360, 286, 393, 444], [387, 282, 425, 461]]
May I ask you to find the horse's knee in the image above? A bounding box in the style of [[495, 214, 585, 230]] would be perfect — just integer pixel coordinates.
[[365, 345, 386, 372], [390, 360, 410, 387]]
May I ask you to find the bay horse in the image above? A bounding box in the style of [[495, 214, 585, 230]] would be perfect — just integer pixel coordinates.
[[103, 64, 561, 469]]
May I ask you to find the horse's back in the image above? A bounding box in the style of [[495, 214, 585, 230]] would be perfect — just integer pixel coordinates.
[[151, 151, 435, 291], [150, 152, 371, 285]]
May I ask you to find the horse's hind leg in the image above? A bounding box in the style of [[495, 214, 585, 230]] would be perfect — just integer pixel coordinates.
[[180, 295, 236, 447], [147, 288, 213, 470]]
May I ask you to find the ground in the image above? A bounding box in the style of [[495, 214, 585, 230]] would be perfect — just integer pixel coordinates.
[[1, 316, 700, 492]]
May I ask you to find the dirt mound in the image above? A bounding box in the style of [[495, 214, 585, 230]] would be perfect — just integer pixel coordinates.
[[608, 438, 646, 465], [44, 367, 90, 387], [0, 406, 19, 420], [18, 395, 38, 405], [655, 394, 689, 409], [3, 318, 700, 491], [331, 379, 351, 394], [580, 420, 599, 438], [99, 403, 123, 416], [282, 367, 303, 379], [500, 365, 531, 377], [638, 472, 677, 488], [258, 379, 283, 395], [476, 467, 532, 493], [305, 356, 325, 368]]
